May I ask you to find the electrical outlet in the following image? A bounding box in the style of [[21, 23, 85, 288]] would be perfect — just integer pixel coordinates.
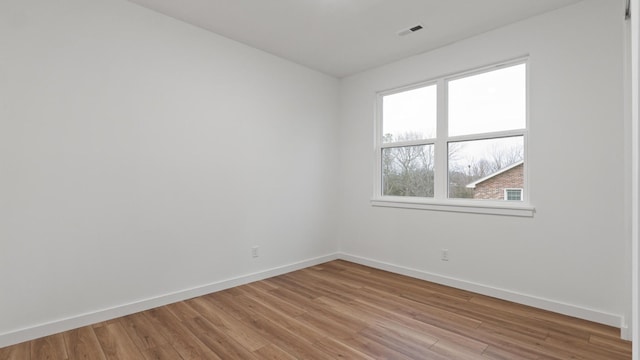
[[251, 246, 259, 258], [441, 249, 449, 261]]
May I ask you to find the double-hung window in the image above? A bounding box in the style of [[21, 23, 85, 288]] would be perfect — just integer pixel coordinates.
[[373, 59, 533, 216]]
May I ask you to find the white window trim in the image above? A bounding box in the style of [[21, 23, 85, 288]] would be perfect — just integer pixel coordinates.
[[371, 198, 535, 217], [372, 57, 534, 217]]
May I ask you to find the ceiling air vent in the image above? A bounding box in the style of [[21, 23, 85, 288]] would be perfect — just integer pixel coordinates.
[[397, 23, 424, 37]]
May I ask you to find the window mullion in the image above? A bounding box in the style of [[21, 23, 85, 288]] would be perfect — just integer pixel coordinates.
[[447, 129, 525, 143], [434, 79, 448, 200], [380, 139, 434, 148]]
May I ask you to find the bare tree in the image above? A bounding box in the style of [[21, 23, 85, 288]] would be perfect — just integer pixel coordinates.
[[382, 132, 434, 197], [448, 142, 524, 198], [383, 133, 522, 198], [489, 143, 523, 172]]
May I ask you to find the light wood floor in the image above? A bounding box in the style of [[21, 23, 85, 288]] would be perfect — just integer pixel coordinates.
[[0, 260, 632, 359]]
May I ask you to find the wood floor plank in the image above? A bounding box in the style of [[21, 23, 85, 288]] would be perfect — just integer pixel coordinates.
[[240, 313, 335, 359], [471, 295, 619, 340], [469, 322, 553, 359], [294, 300, 368, 340], [252, 344, 297, 360], [0, 341, 30, 360], [422, 293, 551, 341], [590, 333, 633, 354], [184, 297, 268, 352], [312, 337, 377, 360], [31, 333, 68, 360], [209, 296, 335, 359], [481, 344, 540, 360], [94, 323, 145, 360], [0, 260, 631, 360], [359, 323, 447, 359], [245, 278, 279, 292], [63, 326, 107, 360], [180, 316, 258, 360], [219, 292, 325, 347], [226, 296, 325, 345], [353, 286, 489, 349], [91, 319, 119, 329], [119, 312, 169, 351], [299, 266, 364, 290], [239, 282, 308, 317], [430, 339, 488, 360], [544, 331, 630, 360], [202, 290, 254, 322], [139, 344, 183, 360], [142, 307, 222, 360], [267, 275, 326, 300], [289, 268, 362, 302], [164, 301, 201, 323], [354, 284, 482, 333], [341, 335, 416, 360]]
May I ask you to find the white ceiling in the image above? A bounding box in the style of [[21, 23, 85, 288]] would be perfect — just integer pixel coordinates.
[[128, 0, 583, 78]]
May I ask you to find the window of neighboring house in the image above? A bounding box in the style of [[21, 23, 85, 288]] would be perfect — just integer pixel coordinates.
[[504, 188, 523, 201], [374, 59, 533, 216]]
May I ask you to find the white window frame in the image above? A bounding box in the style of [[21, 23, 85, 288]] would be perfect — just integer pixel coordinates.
[[372, 58, 535, 217], [504, 188, 524, 201]]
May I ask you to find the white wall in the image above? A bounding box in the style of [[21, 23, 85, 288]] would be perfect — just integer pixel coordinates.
[[337, 0, 630, 332], [0, 0, 631, 348], [0, 0, 339, 343]]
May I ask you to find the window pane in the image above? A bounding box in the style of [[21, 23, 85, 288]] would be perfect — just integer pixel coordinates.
[[505, 189, 523, 201], [448, 136, 524, 199], [383, 84, 437, 143], [448, 64, 526, 136], [383, 144, 434, 197]]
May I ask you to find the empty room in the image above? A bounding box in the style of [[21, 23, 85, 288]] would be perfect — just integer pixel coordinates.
[[1, 0, 639, 359]]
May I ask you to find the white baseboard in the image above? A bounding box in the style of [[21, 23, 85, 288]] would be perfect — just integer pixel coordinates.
[[0, 251, 627, 348], [339, 253, 626, 332], [621, 324, 631, 341], [0, 253, 339, 348]]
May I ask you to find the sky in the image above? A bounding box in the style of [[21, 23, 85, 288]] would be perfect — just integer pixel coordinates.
[[382, 63, 526, 141], [382, 63, 526, 170]]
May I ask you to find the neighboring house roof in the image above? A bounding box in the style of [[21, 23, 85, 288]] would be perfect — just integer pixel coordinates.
[[465, 160, 524, 189]]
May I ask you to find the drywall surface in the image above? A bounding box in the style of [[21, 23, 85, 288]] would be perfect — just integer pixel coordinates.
[[337, 0, 629, 328], [0, 0, 338, 338]]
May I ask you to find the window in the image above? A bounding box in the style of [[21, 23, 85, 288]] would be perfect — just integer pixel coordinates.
[[381, 84, 437, 198], [505, 188, 523, 201], [374, 59, 533, 216]]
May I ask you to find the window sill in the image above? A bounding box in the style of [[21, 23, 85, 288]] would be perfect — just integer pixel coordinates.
[[371, 197, 535, 217]]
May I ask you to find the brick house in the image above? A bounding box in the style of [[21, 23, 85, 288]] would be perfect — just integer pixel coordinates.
[[466, 161, 524, 200]]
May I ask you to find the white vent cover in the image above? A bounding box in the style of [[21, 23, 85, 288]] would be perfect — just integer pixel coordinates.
[[397, 24, 424, 36]]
